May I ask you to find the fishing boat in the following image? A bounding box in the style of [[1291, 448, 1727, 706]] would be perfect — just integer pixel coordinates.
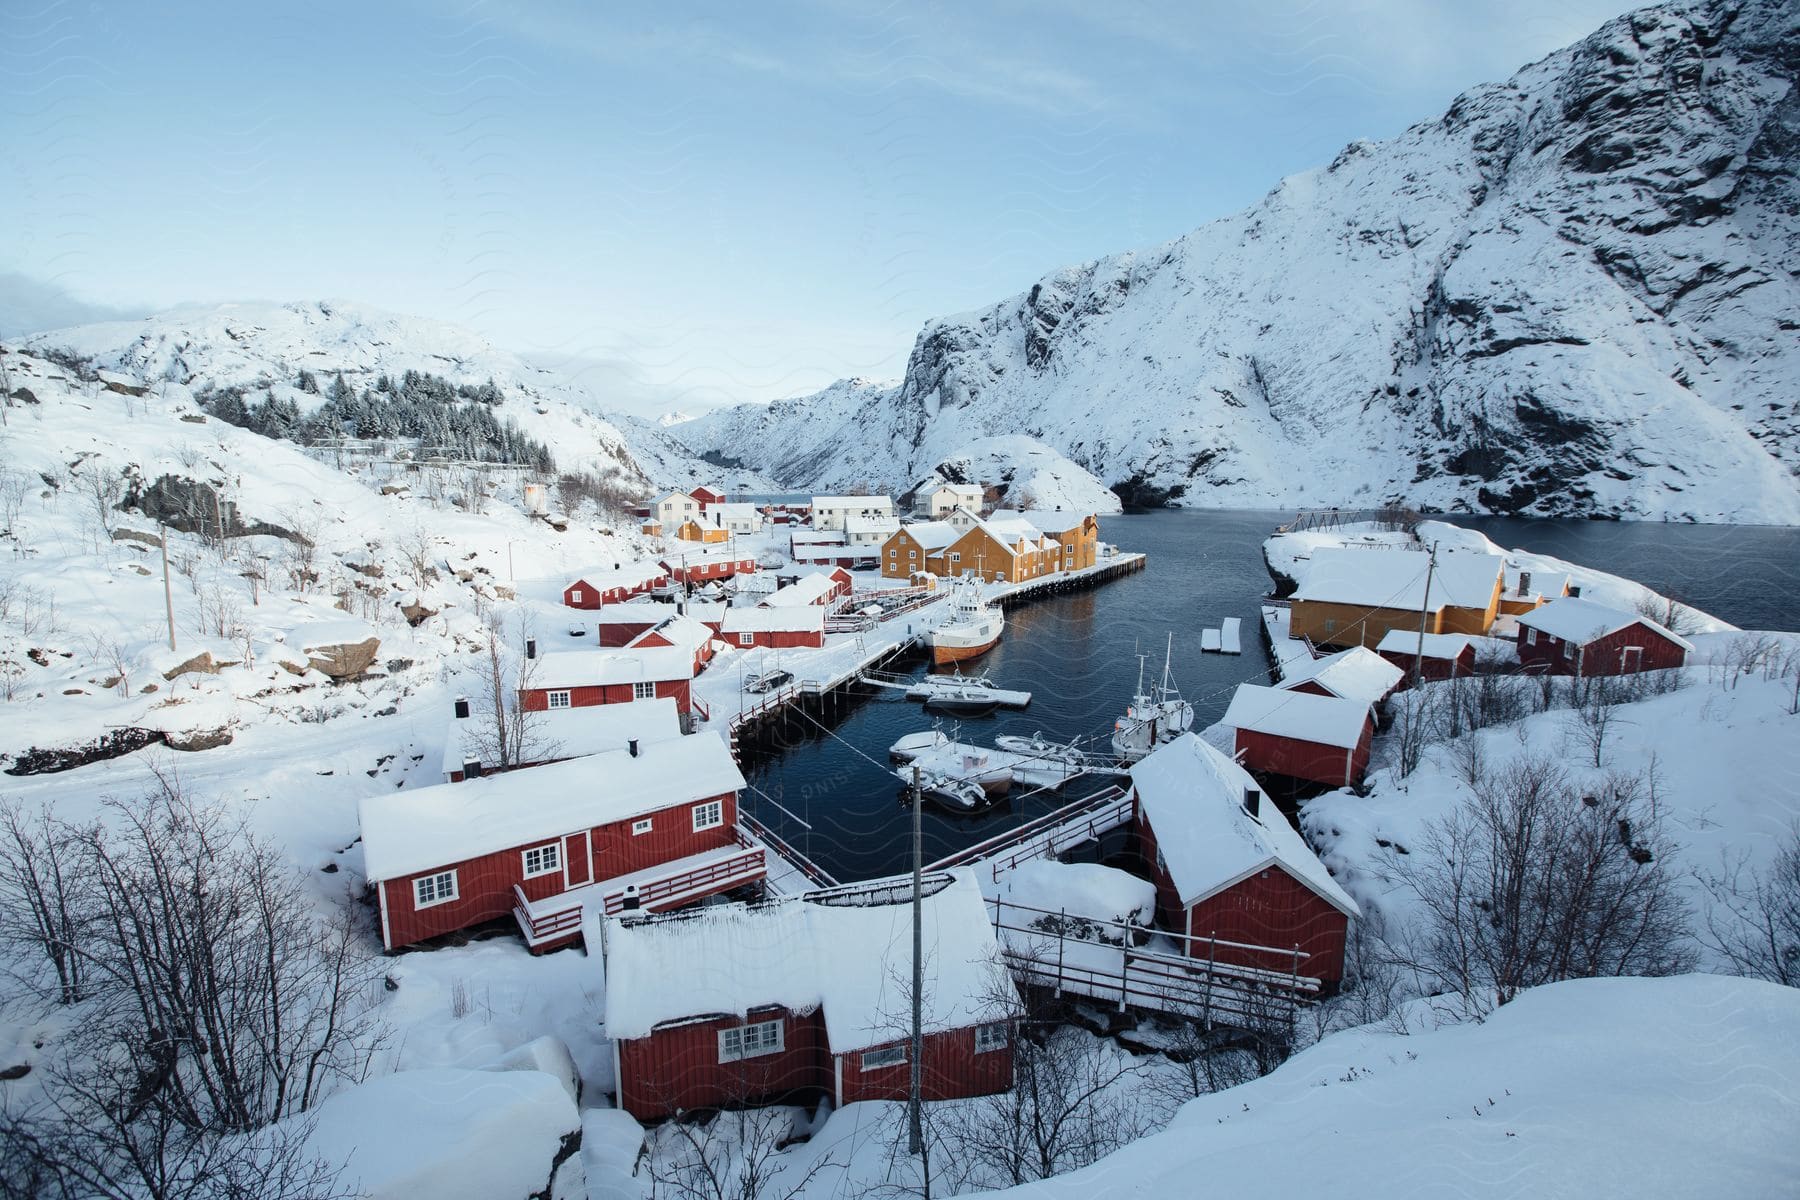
[[926, 575, 1003, 666], [1110, 635, 1196, 763], [894, 767, 994, 813]]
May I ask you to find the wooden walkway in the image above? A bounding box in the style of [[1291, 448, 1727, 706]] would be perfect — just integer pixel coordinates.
[[926, 786, 1136, 881]]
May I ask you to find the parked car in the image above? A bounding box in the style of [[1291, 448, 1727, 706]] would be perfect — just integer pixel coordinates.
[[743, 669, 793, 694]]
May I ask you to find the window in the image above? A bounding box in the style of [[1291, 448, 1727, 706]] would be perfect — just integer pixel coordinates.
[[719, 1019, 783, 1062], [909, 549, 917, 559], [633, 681, 657, 701], [632, 817, 653, 836], [570, 588, 584, 603], [547, 690, 571, 709], [693, 799, 723, 831], [739, 632, 755, 647], [413, 870, 458, 909], [521, 843, 561, 877], [949, 552, 961, 563], [889, 548, 897, 557], [861, 1045, 906, 1071], [975, 1023, 1008, 1053]]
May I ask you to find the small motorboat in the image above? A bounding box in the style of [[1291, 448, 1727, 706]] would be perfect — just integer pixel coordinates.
[[889, 728, 952, 762], [921, 687, 1000, 717], [995, 731, 1085, 768], [895, 768, 993, 813]]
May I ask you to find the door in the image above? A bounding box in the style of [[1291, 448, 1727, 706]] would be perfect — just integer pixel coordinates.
[[564, 832, 592, 888], [1620, 646, 1643, 674]]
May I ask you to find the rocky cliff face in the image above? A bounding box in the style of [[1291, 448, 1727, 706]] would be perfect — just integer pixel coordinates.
[[678, 0, 1799, 521]]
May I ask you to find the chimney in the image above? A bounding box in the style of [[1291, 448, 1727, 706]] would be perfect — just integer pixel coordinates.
[[621, 884, 640, 911], [1244, 788, 1261, 820], [1518, 570, 1531, 597], [525, 637, 538, 660], [628, 738, 640, 758], [453, 696, 471, 719], [464, 759, 483, 779]]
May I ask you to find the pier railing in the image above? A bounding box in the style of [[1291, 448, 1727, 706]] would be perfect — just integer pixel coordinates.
[[927, 786, 1135, 878]]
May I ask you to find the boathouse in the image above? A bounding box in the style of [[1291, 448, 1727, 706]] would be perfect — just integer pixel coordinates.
[[661, 546, 757, 587], [442, 695, 680, 782], [761, 569, 852, 609], [627, 613, 719, 675], [520, 646, 695, 715], [720, 606, 826, 649], [603, 871, 1018, 1120], [1289, 548, 1504, 649], [1276, 646, 1406, 708], [1375, 629, 1476, 683], [1515, 597, 1692, 676], [1130, 735, 1359, 986], [563, 560, 669, 610], [361, 730, 756, 952], [1221, 683, 1375, 790]]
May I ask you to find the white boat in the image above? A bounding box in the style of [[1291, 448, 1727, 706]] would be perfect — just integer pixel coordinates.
[[904, 672, 1033, 710], [994, 731, 1085, 769], [894, 767, 993, 812], [926, 576, 1004, 666], [1110, 635, 1196, 763], [889, 728, 952, 762]]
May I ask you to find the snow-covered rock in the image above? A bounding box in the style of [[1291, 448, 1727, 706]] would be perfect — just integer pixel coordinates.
[[677, 0, 1800, 522], [912, 436, 1123, 515]]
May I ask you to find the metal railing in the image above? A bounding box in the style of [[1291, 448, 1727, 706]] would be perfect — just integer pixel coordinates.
[[926, 785, 1134, 876]]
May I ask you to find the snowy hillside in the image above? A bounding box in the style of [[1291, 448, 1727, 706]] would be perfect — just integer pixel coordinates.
[[678, 0, 1800, 521], [911, 436, 1124, 515], [24, 300, 761, 494]]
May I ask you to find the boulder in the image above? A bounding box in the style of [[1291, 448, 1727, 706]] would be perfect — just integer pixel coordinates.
[[162, 650, 238, 680], [111, 526, 164, 548], [163, 726, 234, 752], [305, 637, 380, 679], [399, 600, 438, 627]]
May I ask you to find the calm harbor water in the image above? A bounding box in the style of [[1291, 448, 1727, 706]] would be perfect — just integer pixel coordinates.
[[741, 509, 1800, 883]]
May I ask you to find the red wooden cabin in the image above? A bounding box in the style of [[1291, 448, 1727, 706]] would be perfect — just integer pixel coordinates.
[[1275, 646, 1406, 708], [689, 485, 726, 510], [442, 695, 680, 783], [720, 606, 825, 649], [361, 731, 759, 953], [521, 647, 695, 715], [1515, 597, 1692, 677], [1376, 630, 1476, 685], [661, 547, 757, 587], [563, 560, 669, 610], [603, 871, 1018, 1120], [1222, 683, 1375, 790], [628, 614, 719, 675], [1130, 734, 1359, 986], [764, 567, 853, 608]]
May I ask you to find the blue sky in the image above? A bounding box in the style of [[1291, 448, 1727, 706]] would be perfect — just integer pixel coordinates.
[[3, 0, 1637, 413]]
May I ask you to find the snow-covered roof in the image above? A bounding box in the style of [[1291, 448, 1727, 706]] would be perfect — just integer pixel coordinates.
[[1131, 734, 1358, 916], [927, 482, 983, 498], [721, 606, 825, 633], [568, 559, 666, 590], [1502, 566, 1572, 602], [760, 574, 838, 608], [1375, 629, 1475, 659], [844, 514, 900, 535], [654, 490, 698, 507], [811, 495, 895, 511], [1293, 547, 1503, 611], [708, 502, 759, 521], [789, 528, 847, 546], [627, 614, 714, 654], [1277, 647, 1405, 705], [1221, 683, 1372, 750], [1516, 596, 1694, 650], [441, 697, 681, 777], [661, 544, 750, 565], [592, 602, 672, 626], [897, 521, 959, 551], [1008, 509, 1092, 534], [603, 870, 1017, 1050], [363, 731, 742, 881], [531, 646, 694, 688]]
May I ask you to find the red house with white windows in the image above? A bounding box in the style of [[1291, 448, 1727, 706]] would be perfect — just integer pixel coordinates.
[[1221, 683, 1375, 790], [662, 546, 757, 588], [1131, 734, 1359, 986], [720, 606, 826, 649], [689, 485, 726, 510], [603, 870, 1019, 1120], [1376, 630, 1476, 685], [442, 695, 680, 783], [521, 647, 695, 715], [627, 614, 720, 675], [361, 730, 761, 952], [1515, 597, 1692, 677], [563, 560, 669, 610], [764, 567, 853, 608]]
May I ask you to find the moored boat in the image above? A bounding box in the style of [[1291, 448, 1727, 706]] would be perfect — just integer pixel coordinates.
[[889, 728, 952, 762], [1110, 635, 1195, 763], [927, 576, 1003, 666], [893, 767, 995, 813]]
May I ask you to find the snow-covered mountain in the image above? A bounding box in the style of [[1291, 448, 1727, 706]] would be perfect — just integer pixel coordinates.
[[677, 0, 1800, 522], [26, 300, 758, 494]]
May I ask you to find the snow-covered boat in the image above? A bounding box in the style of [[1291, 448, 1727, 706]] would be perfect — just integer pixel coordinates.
[[994, 731, 1085, 770], [926, 576, 1003, 666], [1110, 636, 1195, 763], [904, 672, 1032, 709], [894, 767, 995, 813], [889, 728, 952, 762]]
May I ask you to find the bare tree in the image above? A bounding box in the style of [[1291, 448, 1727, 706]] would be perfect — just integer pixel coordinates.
[[0, 799, 90, 1004], [466, 616, 553, 772], [1382, 755, 1693, 1011], [1634, 591, 1702, 638], [642, 1104, 836, 1200], [0, 466, 27, 539], [1697, 826, 1800, 988], [1570, 672, 1629, 767], [396, 525, 439, 585], [80, 462, 127, 540]]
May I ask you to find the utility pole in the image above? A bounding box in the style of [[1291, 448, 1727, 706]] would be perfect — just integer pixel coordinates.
[[1411, 541, 1437, 690], [908, 763, 925, 1159], [159, 523, 177, 651]]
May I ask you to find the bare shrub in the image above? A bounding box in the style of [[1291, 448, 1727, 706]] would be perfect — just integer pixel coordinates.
[[1698, 825, 1800, 988], [643, 1104, 836, 1200], [1634, 591, 1703, 638]]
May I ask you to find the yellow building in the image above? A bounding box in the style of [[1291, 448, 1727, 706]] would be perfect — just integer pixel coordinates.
[[1289, 547, 1504, 649], [882, 508, 1101, 583], [674, 519, 730, 544]]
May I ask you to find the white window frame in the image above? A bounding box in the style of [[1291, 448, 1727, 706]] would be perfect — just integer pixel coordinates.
[[975, 1022, 1008, 1053], [861, 1045, 906, 1071], [1525, 627, 1537, 646], [521, 842, 561, 878], [570, 588, 584, 603], [693, 799, 724, 831], [739, 632, 755, 647], [718, 1018, 783, 1063], [413, 869, 458, 909], [949, 551, 961, 563], [632, 817, 653, 836], [547, 689, 572, 709], [632, 680, 657, 700]]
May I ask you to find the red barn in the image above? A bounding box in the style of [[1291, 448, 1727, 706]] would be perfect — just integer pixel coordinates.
[[1376, 630, 1476, 685], [720, 606, 825, 649], [1515, 597, 1692, 677], [521, 646, 695, 715], [1276, 646, 1406, 708], [1131, 734, 1359, 986], [662, 546, 757, 587], [563, 560, 669, 610], [442, 695, 680, 783], [628, 614, 720, 675], [1222, 683, 1375, 790], [603, 871, 1019, 1120], [360, 730, 760, 952]]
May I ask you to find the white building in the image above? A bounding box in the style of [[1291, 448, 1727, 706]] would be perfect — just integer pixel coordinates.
[[652, 490, 702, 529], [707, 502, 763, 536], [924, 482, 984, 518], [844, 513, 900, 547], [810, 495, 895, 532]]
